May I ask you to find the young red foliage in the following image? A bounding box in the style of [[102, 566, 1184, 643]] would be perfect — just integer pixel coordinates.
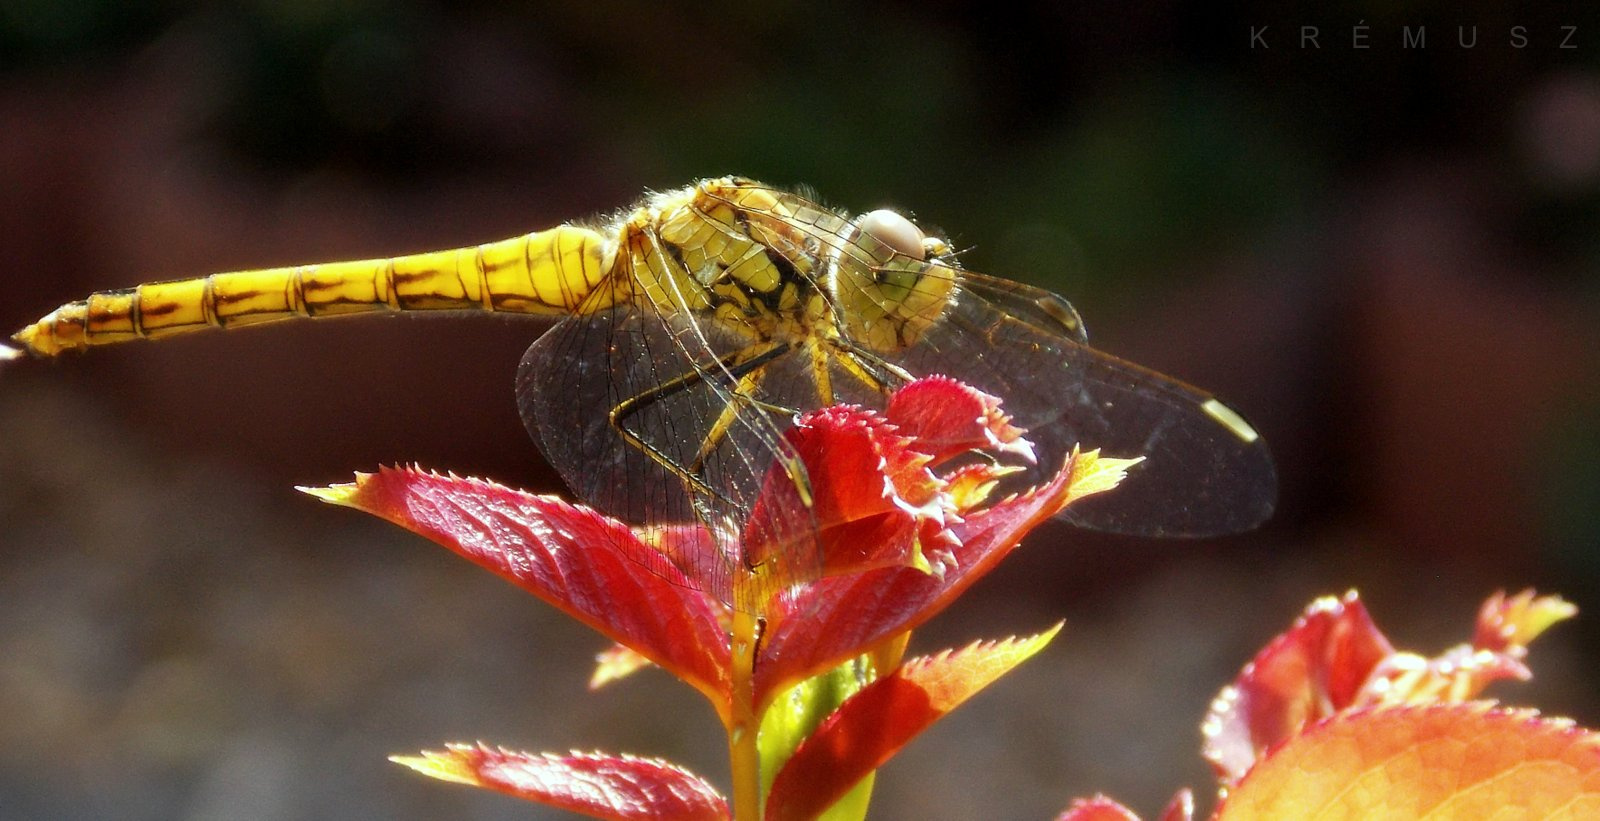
[[742, 405, 952, 579], [306, 377, 1142, 819], [763, 626, 1061, 821], [752, 454, 1106, 704], [1067, 591, 1580, 821], [309, 379, 1135, 716], [393, 745, 729, 821], [1201, 591, 1393, 783], [884, 374, 1036, 464], [303, 471, 733, 705], [1203, 589, 1576, 786]]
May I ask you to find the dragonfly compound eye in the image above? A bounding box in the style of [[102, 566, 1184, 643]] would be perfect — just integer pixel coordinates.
[[833, 210, 958, 355], [857, 209, 926, 261]]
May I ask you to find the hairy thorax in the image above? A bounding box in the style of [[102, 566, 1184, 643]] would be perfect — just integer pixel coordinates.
[[614, 178, 959, 356]]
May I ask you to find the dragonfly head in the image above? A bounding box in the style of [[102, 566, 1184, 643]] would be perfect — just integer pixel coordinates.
[[687, 178, 960, 353], [834, 207, 959, 353]]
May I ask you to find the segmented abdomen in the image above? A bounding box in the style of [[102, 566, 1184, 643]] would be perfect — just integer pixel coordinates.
[[11, 225, 615, 356]]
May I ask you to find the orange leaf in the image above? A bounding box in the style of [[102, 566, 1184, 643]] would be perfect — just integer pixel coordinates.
[[392, 745, 728, 821], [1217, 704, 1600, 820], [764, 625, 1061, 821]]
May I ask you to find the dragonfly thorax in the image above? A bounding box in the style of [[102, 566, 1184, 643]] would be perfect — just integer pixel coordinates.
[[616, 183, 825, 347], [624, 178, 960, 357]]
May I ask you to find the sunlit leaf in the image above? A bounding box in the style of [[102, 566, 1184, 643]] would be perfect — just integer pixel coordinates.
[[1217, 704, 1600, 820], [1202, 591, 1394, 784], [754, 451, 1130, 705], [393, 745, 729, 821], [764, 625, 1061, 821], [758, 657, 873, 790], [743, 404, 947, 579], [1058, 447, 1143, 508], [303, 468, 730, 704], [1361, 647, 1530, 709], [885, 374, 1035, 465], [1205, 589, 1578, 788]]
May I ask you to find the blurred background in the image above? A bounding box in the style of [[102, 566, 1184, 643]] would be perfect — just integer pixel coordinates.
[[1, 2, 1597, 819]]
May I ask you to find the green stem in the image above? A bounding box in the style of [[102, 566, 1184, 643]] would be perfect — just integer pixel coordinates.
[[728, 607, 762, 821], [869, 630, 910, 678]]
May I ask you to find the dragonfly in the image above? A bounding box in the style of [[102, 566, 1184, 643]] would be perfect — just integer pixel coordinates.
[[6, 176, 1276, 606]]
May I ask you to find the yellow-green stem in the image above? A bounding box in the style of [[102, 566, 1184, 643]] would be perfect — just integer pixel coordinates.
[[728, 607, 762, 821], [869, 630, 910, 678]]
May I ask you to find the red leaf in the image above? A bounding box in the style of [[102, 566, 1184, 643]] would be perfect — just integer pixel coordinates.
[[1202, 591, 1393, 784], [764, 626, 1061, 821], [303, 468, 730, 704], [1206, 589, 1578, 788], [742, 405, 946, 580], [1216, 704, 1600, 819], [393, 745, 728, 821], [886, 375, 1035, 465], [751, 451, 1135, 703], [1353, 589, 1571, 713], [744, 376, 1083, 590]]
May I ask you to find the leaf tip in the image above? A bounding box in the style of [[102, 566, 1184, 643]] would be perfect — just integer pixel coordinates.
[[390, 747, 478, 785], [296, 473, 373, 506], [1476, 589, 1577, 651], [589, 643, 655, 690]]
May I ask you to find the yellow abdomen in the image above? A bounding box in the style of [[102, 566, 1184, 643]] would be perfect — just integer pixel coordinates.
[[11, 225, 616, 357]]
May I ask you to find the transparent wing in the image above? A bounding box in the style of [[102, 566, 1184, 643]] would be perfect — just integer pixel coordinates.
[[879, 268, 1277, 537], [743, 179, 1277, 538], [516, 294, 821, 606], [514, 178, 1274, 616]]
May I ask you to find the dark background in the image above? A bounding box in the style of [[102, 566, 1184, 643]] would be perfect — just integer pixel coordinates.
[[2, 2, 1597, 819]]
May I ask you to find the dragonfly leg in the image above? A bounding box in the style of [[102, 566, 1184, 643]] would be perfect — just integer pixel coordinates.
[[824, 337, 915, 396], [608, 341, 798, 506], [689, 367, 770, 472], [807, 341, 835, 406]]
